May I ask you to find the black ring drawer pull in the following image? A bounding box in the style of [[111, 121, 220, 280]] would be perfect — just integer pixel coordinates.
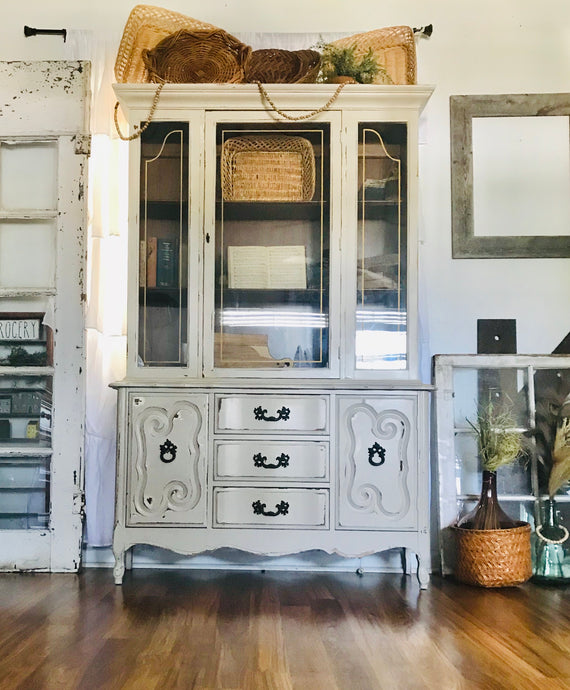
[[253, 452, 290, 469], [368, 442, 386, 467], [252, 500, 289, 517], [159, 439, 177, 463], [253, 405, 291, 422]]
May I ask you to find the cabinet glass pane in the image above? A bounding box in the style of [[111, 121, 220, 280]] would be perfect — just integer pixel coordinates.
[[0, 456, 50, 529], [214, 124, 330, 370], [0, 141, 57, 210], [355, 124, 408, 370], [0, 220, 55, 288], [138, 122, 189, 367], [0, 376, 52, 447]]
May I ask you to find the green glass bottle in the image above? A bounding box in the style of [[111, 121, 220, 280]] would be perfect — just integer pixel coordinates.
[[532, 498, 570, 585]]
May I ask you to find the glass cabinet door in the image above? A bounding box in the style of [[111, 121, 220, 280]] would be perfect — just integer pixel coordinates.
[[211, 122, 331, 372], [355, 123, 408, 371], [138, 122, 189, 367]]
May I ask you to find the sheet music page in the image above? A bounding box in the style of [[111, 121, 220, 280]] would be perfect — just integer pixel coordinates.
[[228, 245, 307, 289]]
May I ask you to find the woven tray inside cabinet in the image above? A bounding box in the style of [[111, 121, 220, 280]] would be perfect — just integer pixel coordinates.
[[330, 25, 417, 85], [245, 49, 321, 84], [114, 4, 218, 83], [142, 28, 251, 84], [222, 135, 316, 201]]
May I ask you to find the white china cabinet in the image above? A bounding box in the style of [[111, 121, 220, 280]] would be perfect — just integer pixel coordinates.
[[111, 83, 433, 586]]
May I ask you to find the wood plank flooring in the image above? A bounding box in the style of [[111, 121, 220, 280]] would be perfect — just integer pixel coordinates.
[[0, 568, 569, 689]]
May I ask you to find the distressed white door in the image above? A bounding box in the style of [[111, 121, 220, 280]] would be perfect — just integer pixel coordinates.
[[0, 61, 90, 571]]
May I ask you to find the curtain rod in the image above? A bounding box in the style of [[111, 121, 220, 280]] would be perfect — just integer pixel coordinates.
[[24, 26, 67, 42]]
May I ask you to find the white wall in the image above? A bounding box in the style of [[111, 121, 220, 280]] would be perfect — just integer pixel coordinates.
[[4, 0, 569, 366]]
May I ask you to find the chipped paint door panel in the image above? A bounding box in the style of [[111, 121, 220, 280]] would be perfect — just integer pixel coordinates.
[[0, 61, 90, 571]]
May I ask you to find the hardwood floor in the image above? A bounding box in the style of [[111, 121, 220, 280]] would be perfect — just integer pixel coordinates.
[[0, 568, 569, 689]]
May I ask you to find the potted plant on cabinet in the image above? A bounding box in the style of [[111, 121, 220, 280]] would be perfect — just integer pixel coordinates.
[[452, 399, 532, 587], [316, 42, 392, 84]]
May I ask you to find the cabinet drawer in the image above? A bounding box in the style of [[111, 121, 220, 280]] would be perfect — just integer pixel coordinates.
[[215, 394, 328, 433], [213, 487, 329, 528], [214, 440, 328, 481]]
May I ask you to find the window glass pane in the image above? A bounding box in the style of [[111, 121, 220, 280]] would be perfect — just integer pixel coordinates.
[[0, 141, 57, 210], [0, 456, 50, 529], [0, 313, 52, 367], [0, 376, 52, 447], [0, 220, 56, 288]]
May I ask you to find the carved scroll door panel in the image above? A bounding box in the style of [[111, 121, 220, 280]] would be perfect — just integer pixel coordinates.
[[337, 395, 418, 530], [127, 393, 208, 525]]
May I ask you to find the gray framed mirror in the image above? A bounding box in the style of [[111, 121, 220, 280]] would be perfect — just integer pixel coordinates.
[[450, 93, 570, 258]]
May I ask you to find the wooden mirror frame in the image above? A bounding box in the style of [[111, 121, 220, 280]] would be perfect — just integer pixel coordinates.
[[450, 93, 570, 258]]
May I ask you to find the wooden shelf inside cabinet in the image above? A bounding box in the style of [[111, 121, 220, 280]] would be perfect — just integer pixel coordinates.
[[139, 287, 187, 308], [218, 201, 326, 222], [220, 288, 325, 308], [141, 200, 188, 221]]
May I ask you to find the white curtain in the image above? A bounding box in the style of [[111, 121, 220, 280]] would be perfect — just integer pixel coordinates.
[[65, 31, 128, 546]]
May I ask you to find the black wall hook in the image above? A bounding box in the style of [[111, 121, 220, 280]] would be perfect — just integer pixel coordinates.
[[24, 26, 67, 42]]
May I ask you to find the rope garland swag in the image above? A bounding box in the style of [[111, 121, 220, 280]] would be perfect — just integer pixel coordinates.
[[114, 80, 347, 140], [113, 82, 165, 141], [255, 81, 347, 121]]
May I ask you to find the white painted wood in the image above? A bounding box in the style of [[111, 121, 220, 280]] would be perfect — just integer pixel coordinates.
[[127, 393, 208, 526], [216, 394, 328, 433], [112, 85, 432, 588], [0, 61, 90, 572], [213, 487, 329, 528], [214, 439, 329, 481], [337, 395, 418, 530]]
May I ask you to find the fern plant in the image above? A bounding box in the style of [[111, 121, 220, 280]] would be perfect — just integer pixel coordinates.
[[316, 42, 392, 84]]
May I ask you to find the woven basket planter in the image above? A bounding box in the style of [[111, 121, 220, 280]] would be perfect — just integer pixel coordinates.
[[114, 4, 218, 83], [222, 135, 316, 202], [142, 29, 251, 84], [330, 26, 417, 85], [245, 49, 321, 84], [452, 522, 532, 587]]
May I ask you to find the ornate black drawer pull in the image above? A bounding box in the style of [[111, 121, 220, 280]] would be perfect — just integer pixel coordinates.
[[252, 499, 289, 517], [159, 439, 177, 463], [253, 405, 291, 422], [368, 442, 386, 467], [253, 452, 290, 469]]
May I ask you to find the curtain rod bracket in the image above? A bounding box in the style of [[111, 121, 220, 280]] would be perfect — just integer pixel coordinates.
[[24, 26, 67, 42], [413, 24, 433, 38]]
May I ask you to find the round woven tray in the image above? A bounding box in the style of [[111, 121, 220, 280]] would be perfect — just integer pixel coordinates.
[[245, 49, 321, 84], [114, 4, 218, 83], [452, 522, 532, 587], [142, 28, 252, 84]]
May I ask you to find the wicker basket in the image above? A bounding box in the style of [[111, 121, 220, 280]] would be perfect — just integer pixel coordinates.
[[245, 49, 321, 84], [222, 135, 316, 202], [142, 29, 251, 84], [114, 4, 218, 83], [452, 522, 532, 587], [330, 26, 417, 85]]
